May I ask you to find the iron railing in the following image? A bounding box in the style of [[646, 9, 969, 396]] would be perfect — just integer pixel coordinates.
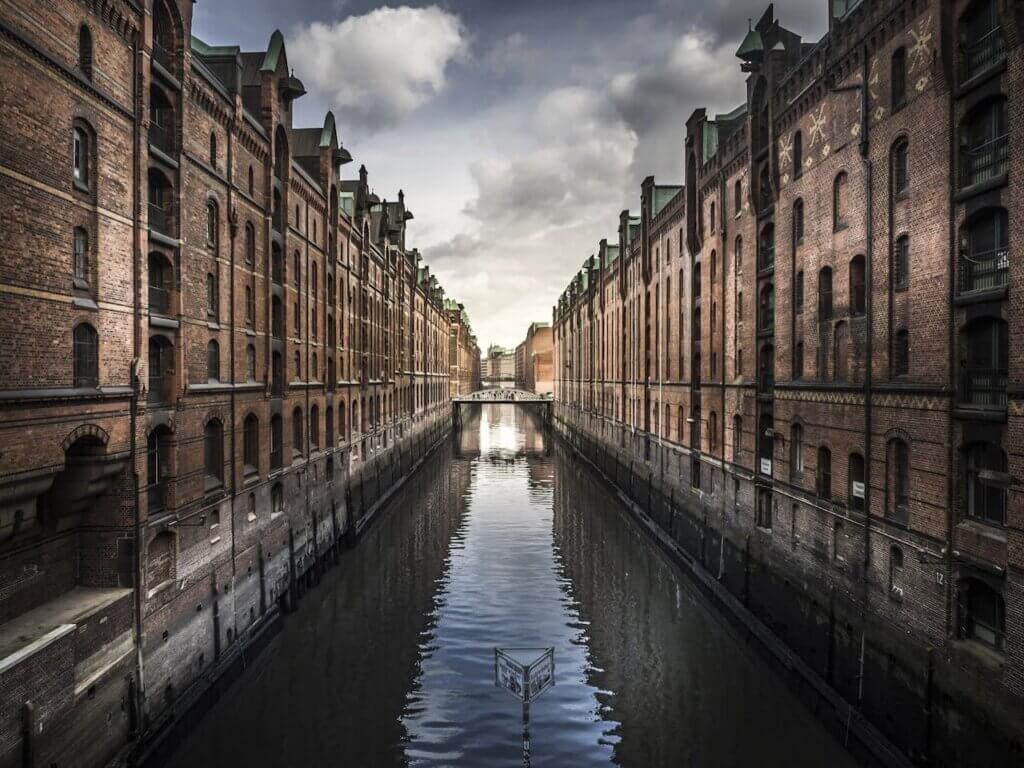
[[962, 134, 1008, 188], [148, 284, 170, 315], [148, 202, 172, 235], [960, 247, 1009, 293], [962, 27, 1005, 82], [961, 367, 1007, 407]]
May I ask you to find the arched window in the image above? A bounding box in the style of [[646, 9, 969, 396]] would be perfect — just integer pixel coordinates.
[[892, 139, 909, 195], [73, 126, 90, 188], [891, 48, 906, 109], [790, 423, 804, 481], [248, 165, 254, 195], [734, 179, 742, 214], [270, 415, 283, 469], [310, 405, 320, 450], [708, 411, 717, 453], [710, 251, 717, 282], [78, 25, 93, 79], [311, 352, 318, 381], [959, 578, 1005, 651], [737, 292, 743, 322], [734, 235, 743, 270], [243, 413, 259, 474], [794, 341, 804, 378], [204, 419, 224, 485], [147, 531, 175, 588], [206, 200, 218, 248], [709, 201, 716, 233], [206, 339, 219, 381], [209, 132, 217, 168], [894, 329, 909, 376], [793, 131, 803, 177], [964, 442, 1007, 524], [816, 446, 832, 500], [294, 251, 301, 289], [246, 344, 256, 382], [733, 415, 742, 461], [848, 452, 865, 512], [73, 323, 98, 387], [833, 171, 848, 230], [960, 0, 1005, 81], [792, 199, 804, 247], [293, 350, 301, 381], [818, 267, 833, 320], [326, 406, 335, 448], [292, 407, 303, 457], [960, 97, 1007, 188], [887, 439, 910, 523], [960, 208, 1008, 293], [206, 272, 218, 319], [73, 227, 89, 283], [849, 254, 866, 316], [834, 322, 849, 381]]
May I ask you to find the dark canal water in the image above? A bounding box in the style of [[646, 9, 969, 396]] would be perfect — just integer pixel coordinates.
[[166, 404, 860, 767]]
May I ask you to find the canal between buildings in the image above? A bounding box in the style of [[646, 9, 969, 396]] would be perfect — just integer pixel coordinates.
[[165, 404, 860, 767]]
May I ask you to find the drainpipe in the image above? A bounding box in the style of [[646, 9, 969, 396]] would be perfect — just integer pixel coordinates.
[[130, 29, 144, 732], [857, 43, 873, 716], [227, 109, 237, 603]]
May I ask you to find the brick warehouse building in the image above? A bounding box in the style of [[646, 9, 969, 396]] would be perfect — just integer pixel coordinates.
[[0, 1, 478, 765], [553, 1, 1022, 765]]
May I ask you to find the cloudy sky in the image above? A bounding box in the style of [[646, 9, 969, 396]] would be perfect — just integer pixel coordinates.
[[194, 0, 825, 351]]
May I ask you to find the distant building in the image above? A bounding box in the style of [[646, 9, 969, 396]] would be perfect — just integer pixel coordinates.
[[524, 322, 553, 395], [484, 344, 516, 388], [515, 341, 527, 389]]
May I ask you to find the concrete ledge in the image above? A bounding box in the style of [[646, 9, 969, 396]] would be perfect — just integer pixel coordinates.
[[0, 623, 76, 676]]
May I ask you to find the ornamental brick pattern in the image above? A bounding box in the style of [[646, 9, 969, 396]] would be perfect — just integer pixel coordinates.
[[0, 1, 477, 765], [554, 2, 1022, 764]]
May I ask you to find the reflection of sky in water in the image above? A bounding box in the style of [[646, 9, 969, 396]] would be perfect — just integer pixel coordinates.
[[402, 404, 616, 766], [164, 403, 860, 768]]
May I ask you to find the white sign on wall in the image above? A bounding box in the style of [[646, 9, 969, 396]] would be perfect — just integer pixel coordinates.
[[760, 458, 772, 476]]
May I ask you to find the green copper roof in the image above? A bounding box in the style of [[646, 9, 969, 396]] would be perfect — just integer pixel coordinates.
[[652, 186, 682, 218], [736, 28, 763, 60], [703, 121, 720, 163], [604, 244, 620, 268], [320, 112, 337, 148], [261, 30, 285, 72], [191, 35, 238, 57]]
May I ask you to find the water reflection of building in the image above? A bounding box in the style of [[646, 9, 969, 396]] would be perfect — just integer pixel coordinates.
[[550, 446, 857, 768], [168, 445, 474, 768]]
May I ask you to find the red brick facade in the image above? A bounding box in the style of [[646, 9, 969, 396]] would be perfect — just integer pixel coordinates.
[[554, 2, 1022, 764], [0, 2, 476, 765]]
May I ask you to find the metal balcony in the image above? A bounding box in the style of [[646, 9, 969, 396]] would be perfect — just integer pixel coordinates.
[[960, 247, 1009, 294], [962, 28, 1005, 82], [962, 134, 1008, 188], [961, 368, 1007, 408]]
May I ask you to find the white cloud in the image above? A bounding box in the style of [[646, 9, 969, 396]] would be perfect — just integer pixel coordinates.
[[289, 6, 467, 130]]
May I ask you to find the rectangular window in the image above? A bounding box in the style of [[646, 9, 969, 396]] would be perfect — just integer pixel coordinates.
[[894, 237, 909, 289]]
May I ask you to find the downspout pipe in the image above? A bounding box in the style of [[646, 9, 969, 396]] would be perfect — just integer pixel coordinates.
[[130, 29, 144, 732]]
